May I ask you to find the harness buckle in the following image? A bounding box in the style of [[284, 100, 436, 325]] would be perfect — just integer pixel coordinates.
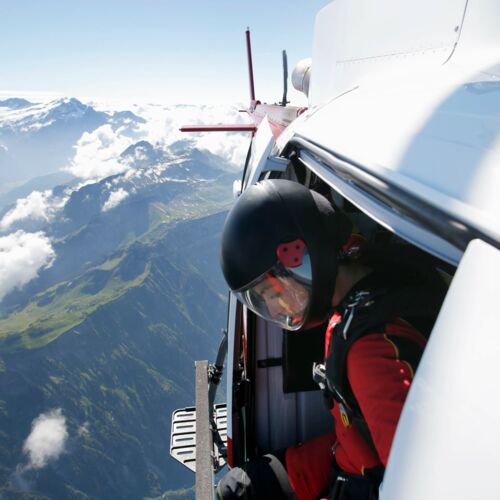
[[339, 402, 350, 427], [342, 290, 372, 339], [312, 362, 327, 390]]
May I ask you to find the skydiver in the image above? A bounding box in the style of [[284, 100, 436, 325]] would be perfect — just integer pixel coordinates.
[[217, 179, 445, 500]]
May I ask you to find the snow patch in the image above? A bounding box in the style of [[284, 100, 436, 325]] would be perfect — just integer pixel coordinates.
[[78, 422, 90, 438]]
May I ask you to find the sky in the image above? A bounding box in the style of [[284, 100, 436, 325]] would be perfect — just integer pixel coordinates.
[[0, 0, 331, 106]]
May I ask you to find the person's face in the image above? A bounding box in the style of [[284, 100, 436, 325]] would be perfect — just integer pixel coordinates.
[[254, 274, 309, 321]]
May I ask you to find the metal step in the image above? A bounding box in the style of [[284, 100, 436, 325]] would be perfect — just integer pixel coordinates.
[[170, 403, 227, 473]]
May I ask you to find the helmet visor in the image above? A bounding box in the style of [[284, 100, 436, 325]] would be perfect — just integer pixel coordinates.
[[235, 253, 312, 331]]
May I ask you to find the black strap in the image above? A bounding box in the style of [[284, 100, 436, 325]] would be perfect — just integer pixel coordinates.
[[327, 271, 445, 405], [257, 357, 283, 368], [264, 454, 297, 500], [324, 269, 446, 457], [328, 465, 382, 500]]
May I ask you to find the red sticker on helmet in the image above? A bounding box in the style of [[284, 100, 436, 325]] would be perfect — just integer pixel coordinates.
[[277, 239, 306, 268]]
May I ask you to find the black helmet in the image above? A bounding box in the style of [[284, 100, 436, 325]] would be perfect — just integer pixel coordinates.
[[220, 179, 352, 330]]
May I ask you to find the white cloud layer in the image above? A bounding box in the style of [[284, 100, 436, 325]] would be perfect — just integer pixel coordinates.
[[102, 188, 129, 212], [63, 104, 250, 184], [0, 190, 70, 232], [0, 230, 55, 301], [22, 409, 68, 470], [135, 104, 250, 167], [196, 131, 249, 166], [66, 124, 133, 180], [1, 190, 52, 231]]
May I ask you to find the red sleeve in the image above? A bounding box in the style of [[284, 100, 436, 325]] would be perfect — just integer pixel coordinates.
[[346, 327, 418, 465]]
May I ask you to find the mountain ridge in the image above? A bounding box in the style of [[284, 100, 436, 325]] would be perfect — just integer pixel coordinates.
[[0, 96, 245, 499], [0, 210, 229, 499]]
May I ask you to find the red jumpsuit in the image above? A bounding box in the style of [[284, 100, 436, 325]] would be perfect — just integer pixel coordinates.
[[284, 314, 427, 500]]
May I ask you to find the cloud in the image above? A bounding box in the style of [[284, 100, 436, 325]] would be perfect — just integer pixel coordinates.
[[0, 190, 54, 231], [133, 104, 250, 167], [102, 188, 129, 212], [64, 104, 250, 185], [196, 131, 249, 166], [0, 190, 70, 232], [0, 231, 55, 301], [22, 409, 68, 470], [65, 124, 133, 181]]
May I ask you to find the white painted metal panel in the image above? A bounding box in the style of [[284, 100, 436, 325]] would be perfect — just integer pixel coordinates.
[[254, 316, 332, 451], [244, 116, 274, 188], [254, 317, 298, 449], [382, 239, 500, 500], [311, 0, 466, 104], [225, 293, 238, 444], [296, 0, 500, 252], [294, 57, 500, 250], [452, 0, 500, 61]]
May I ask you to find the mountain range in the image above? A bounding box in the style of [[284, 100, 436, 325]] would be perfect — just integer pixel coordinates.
[[0, 97, 246, 499], [0, 98, 110, 187]]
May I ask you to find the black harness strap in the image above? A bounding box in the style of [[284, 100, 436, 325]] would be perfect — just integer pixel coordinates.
[[264, 454, 297, 500], [323, 270, 446, 458]]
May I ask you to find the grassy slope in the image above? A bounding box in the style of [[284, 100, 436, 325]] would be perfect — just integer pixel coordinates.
[[0, 179, 232, 351], [0, 210, 230, 499], [0, 262, 150, 349], [0, 175, 233, 499]]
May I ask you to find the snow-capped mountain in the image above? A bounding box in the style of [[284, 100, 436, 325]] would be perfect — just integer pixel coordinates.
[[0, 97, 106, 134], [0, 95, 249, 304], [120, 140, 168, 168], [0, 97, 248, 188], [0, 128, 239, 311], [0, 98, 107, 186], [0, 96, 251, 499], [0, 97, 33, 109]]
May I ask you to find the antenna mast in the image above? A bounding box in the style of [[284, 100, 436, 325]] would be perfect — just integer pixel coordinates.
[[245, 28, 256, 103], [281, 50, 289, 106]]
